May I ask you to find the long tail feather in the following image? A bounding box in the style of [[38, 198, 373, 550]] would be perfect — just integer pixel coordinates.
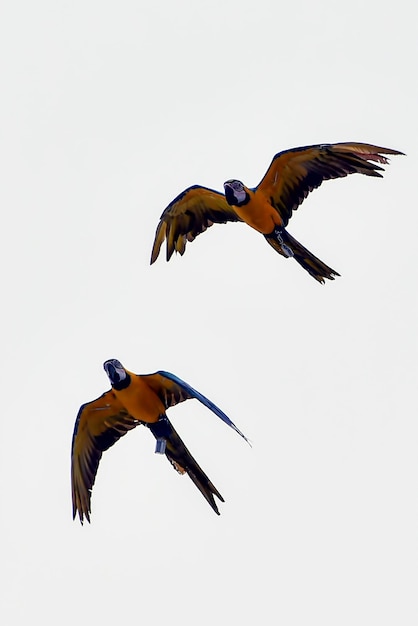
[[148, 417, 224, 515], [265, 228, 340, 284]]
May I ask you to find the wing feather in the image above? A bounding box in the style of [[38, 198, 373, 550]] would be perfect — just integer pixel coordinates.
[[256, 142, 403, 226], [142, 371, 249, 444], [150, 185, 242, 263], [71, 390, 139, 524]]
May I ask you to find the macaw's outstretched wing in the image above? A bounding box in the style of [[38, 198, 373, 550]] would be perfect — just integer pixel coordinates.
[[71, 390, 139, 524], [150, 185, 242, 263], [148, 416, 224, 514], [141, 371, 250, 444], [256, 142, 403, 227]]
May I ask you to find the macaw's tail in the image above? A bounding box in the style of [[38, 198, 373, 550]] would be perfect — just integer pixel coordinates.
[[148, 416, 224, 515], [264, 227, 340, 284]]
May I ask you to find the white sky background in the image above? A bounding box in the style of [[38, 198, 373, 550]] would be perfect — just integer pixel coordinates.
[[0, 0, 416, 624]]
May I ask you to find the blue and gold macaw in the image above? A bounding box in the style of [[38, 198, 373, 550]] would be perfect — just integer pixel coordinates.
[[151, 142, 402, 283], [71, 359, 249, 523]]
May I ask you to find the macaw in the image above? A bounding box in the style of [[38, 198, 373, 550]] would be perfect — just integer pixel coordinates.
[[71, 359, 249, 523], [151, 142, 402, 283]]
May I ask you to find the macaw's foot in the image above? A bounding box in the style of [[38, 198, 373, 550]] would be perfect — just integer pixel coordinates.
[[274, 228, 294, 258], [149, 416, 171, 454], [155, 438, 167, 454]]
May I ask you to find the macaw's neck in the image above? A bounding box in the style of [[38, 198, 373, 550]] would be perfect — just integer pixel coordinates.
[[233, 189, 283, 234]]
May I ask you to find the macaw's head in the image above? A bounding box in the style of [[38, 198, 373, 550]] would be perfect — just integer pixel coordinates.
[[103, 359, 130, 389], [223, 179, 250, 207]]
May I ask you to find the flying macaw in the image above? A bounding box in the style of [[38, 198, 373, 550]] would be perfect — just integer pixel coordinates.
[[71, 359, 249, 523], [151, 142, 403, 283]]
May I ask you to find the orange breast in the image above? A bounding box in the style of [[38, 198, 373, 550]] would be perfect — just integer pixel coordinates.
[[233, 189, 283, 234], [114, 376, 165, 423]]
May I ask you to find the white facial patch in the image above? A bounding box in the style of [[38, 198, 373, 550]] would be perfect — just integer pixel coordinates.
[[114, 364, 127, 381], [234, 188, 247, 203]]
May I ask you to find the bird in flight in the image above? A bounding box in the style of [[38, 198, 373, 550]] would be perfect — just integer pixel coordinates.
[[151, 142, 402, 283], [71, 359, 249, 523]]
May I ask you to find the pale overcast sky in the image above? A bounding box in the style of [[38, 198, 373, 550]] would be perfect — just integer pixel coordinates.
[[1, 1, 417, 625]]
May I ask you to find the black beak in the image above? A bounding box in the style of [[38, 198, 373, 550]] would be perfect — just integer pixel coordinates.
[[223, 182, 235, 206]]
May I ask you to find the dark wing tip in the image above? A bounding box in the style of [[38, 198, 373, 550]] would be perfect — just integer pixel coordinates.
[[72, 493, 91, 525], [150, 221, 167, 265]]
